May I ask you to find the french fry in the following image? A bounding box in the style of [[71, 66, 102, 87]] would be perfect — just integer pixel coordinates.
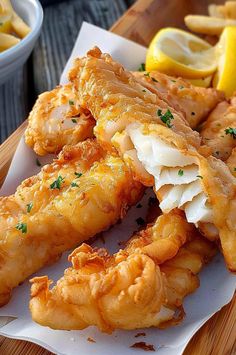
[[184, 15, 236, 36], [208, 4, 225, 18], [0, 32, 20, 51], [11, 12, 31, 38], [225, 1, 236, 19], [0, 0, 31, 39]]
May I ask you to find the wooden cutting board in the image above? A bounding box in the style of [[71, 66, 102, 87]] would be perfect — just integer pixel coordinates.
[[0, 0, 235, 354]]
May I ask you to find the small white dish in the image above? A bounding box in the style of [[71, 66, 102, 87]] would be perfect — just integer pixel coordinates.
[[0, 0, 43, 85]]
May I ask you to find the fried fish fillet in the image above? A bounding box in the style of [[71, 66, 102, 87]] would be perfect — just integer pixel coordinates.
[[0, 139, 143, 306], [68, 47, 236, 270], [25, 83, 95, 155], [29, 211, 217, 332], [201, 96, 236, 161], [133, 71, 224, 129]]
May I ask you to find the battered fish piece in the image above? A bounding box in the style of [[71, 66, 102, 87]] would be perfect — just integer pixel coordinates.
[[68, 47, 236, 270], [29, 211, 217, 332], [0, 139, 143, 306], [133, 71, 224, 129], [201, 97, 236, 160], [25, 83, 95, 155]]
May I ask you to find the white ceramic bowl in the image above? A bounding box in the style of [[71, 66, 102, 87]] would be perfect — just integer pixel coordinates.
[[0, 0, 43, 85]]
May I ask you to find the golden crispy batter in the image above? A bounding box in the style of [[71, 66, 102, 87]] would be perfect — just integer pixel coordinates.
[[25, 84, 95, 155], [68, 47, 236, 270], [201, 97, 236, 160], [69, 47, 201, 152], [29, 211, 217, 333], [133, 71, 224, 129], [0, 139, 143, 306], [227, 147, 236, 177]]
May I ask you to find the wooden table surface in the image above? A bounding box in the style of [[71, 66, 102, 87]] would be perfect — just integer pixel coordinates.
[[0, 0, 235, 354]]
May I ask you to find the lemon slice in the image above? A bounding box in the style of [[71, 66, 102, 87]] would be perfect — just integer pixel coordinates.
[[213, 26, 236, 98], [146, 28, 217, 79], [0, 13, 12, 33]]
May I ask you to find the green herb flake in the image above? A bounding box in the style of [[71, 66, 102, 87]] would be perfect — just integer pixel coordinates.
[[50, 175, 65, 190], [179, 85, 184, 89], [178, 169, 184, 176], [16, 222, 27, 234], [69, 100, 74, 106], [171, 79, 176, 83], [74, 172, 82, 178], [138, 63, 145, 71], [197, 175, 203, 179], [136, 217, 145, 226], [26, 202, 33, 213], [71, 182, 79, 187], [225, 127, 236, 139], [36, 158, 41, 167], [234, 168, 236, 171], [157, 108, 174, 128], [71, 118, 77, 123], [144, 72, 150, 77], [136, 203, 142, 209], [151, 77, 158, 83], [142, 89, 146, 92]]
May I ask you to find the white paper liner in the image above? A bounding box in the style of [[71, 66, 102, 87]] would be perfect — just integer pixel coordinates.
[[0, 22, 235, 355]]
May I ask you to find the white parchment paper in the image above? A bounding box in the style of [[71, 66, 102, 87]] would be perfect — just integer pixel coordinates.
[[0, 22, 235, 355]]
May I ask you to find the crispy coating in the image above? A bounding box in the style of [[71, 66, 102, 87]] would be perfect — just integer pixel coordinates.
[[67, 47, 236, 270], [25, 84, 95, 155], [133, 71, 224, 129], [68, 47, 201, 152], [29, 211, 217, 333], [0, 139, 143, 306], [201, 97, 236, 160], [227, 147, 236, 177]]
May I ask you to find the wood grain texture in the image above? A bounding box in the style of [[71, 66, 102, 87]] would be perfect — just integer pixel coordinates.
[[0, 0, 235, 355]]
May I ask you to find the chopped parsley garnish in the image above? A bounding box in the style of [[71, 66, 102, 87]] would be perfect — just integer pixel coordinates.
[[138, 63, 145, 71], [151, 77, 158, 83], [148, 196, 156, 206], [142, 89, 146, 92], [197, 175, 203, 179], [157, 108, 174, 128], [179, 85, 184, 89], [74, 172, 82, 178], [136, 203, 142, 209], [191, 112, 195, 116], [144, 72, 150, 77], [71, 118, 77, 123], [69, 100, 74, 105], [36, 158, 41, 167], [26, 202, 33, 213], [171, 79, 176, 82], [50, 175, 64, 190], [136, 217, 145, 226], [234, 168, 236, 171], [225, 127, 236, 139], [16, 222, 27, 234], [178, 169, 184, 176], [71, 182, 79, 187]]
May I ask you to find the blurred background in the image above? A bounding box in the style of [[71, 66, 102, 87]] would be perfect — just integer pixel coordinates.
[[0, 0, 135, 144]]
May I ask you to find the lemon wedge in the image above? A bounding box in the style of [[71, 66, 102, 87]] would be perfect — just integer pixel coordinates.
[[213, 26, 236, 98], [146, 28, 217, 79]]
